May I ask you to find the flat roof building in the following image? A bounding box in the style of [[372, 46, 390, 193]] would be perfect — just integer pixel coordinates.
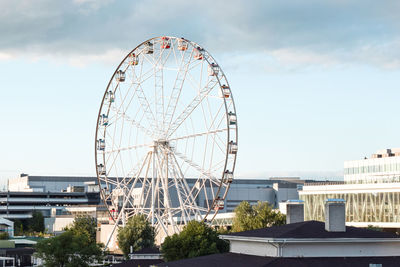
[[344, 148, 400, 183], [301, 148, 400, 229]]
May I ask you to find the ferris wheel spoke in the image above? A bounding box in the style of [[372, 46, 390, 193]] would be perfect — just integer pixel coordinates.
[[111, 105, 154, 139], [169, 152, 204, 219], [165, 155, 199, 221], [171, 149, 221, 186], [104, 143, 151, 154], [163, 50, 194, 135], [131, 72, 160, 136], [168, 128, 228, 142], [166, 78, 219, 138]]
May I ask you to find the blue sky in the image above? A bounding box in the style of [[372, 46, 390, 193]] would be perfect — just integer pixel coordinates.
[[1, 0, 400, 186]]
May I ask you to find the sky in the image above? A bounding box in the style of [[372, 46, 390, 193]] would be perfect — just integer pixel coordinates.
[[1, 0, 400, 186]]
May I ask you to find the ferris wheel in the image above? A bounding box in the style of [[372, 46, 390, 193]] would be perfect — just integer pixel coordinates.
[[95, 36, 238, 237]]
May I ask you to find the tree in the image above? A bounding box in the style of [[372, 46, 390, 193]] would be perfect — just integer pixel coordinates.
[[232, 201, 286, 232], [117, 214, 156, 258], [28, 211, 45, 233], [0, 232, 9, 240], [161, 220, 229, 262], [13, 220, 24, 236], [65, 216, 97, 244], [35, 230, 104, 267]]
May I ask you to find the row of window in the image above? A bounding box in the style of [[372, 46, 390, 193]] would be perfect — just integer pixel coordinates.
[[344, 163, 400, 175]]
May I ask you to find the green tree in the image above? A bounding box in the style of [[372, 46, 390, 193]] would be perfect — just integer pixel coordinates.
[[28, 211, 45, 233], [65, 216, 97, 244], [117, 214, 156, 258], [35, 230, 104, 267], [232, 201, 286, 232], [13, 220, 24, 236], [0, 232, 9, 240], [161, 220, 229, 262]]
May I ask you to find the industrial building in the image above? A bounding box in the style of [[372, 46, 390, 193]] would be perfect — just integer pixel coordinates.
[[300, 148, 400, 229], [1, 174, 308, 235]]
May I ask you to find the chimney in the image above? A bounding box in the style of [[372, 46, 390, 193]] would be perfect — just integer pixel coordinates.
[[286, 200, 304, 224], [325, 199, 346, 232]]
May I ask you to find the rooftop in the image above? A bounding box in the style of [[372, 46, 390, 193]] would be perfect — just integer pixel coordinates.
[[157, 253, 400, 267], [225, 220, 398, 239]]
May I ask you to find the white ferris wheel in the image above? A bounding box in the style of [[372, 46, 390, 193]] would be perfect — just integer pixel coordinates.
[[95, 36, 238, 237]]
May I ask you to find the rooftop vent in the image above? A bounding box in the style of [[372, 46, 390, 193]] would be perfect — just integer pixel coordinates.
[[286, 200, 304, 224], [325, 198, 346, 232]]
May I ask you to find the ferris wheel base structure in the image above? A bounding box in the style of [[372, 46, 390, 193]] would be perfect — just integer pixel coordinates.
[[94, 36, 238, 242]]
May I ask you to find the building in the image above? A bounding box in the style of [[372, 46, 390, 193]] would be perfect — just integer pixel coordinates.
[[8, 173, 99, 192], [0, 218, 13, 237], [3, 174, 306, 219], [344, 148, 400, 183], [2, 174, 310, 239], [300, 149, 400, 229], [223, 177, 305, 212], [157, 201, 400, 267]]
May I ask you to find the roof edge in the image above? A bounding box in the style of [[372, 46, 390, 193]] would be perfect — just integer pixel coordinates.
[[220, 235, 400, 243]]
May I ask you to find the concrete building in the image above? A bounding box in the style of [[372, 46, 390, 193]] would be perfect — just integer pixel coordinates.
[[300, 148, 400, 229], [8, 173, 99, 192], [4, 174, 306, 217], [2, 174, 308, 237]]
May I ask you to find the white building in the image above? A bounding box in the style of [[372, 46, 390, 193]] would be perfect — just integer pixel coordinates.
[[344, 148, 400, 183], [300, 148, 400, 229]]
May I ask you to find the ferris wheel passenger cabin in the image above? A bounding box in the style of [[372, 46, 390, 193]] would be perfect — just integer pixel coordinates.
[[143, 42, 153, 54], [224, 170, 234, 183], [221, 84, 231, 98], [106, 91, 114, 103], [178, 39, 188, 51], [129, 53, 139, 65], [228, 112, 237, 125], [161, 36, 171, 49], [97, 164, 106, 176], [229, 141, 238, 154], [99, 114, 109, 126], [194, 47, 204, 60], [213, 197, 225, 211], [96, 139, 105, 151], [116, 70, 126, 82], [208, 63, 219, 76]]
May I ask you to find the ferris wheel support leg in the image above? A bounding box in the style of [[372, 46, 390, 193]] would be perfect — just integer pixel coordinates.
[[104, 152, 152, 250], [151, 147, 156, 227], [104, 216, 121, 251]]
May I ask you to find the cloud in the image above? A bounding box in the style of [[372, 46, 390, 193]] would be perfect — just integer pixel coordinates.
[[1, 0, 400, 68]]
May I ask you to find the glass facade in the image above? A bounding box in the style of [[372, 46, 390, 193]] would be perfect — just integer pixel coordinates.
[[300, 191, 400, 223], [344, 163, 400, 175]]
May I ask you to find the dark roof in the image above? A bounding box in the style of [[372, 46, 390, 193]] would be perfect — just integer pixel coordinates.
[[157, 253, 400, 267], [226, 221, 399, 239], [112, 259, 164, 267], [132, 247, 160, 254]]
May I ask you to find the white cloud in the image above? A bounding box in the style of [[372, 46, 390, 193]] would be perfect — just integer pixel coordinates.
[[1, 0, 400, 69]]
